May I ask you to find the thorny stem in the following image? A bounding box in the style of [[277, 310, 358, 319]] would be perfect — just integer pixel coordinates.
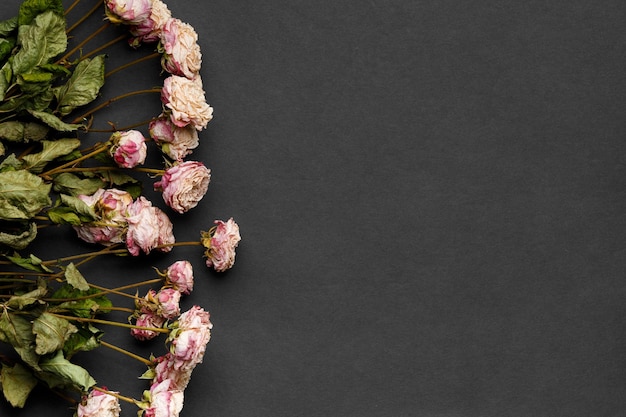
[[106, 52, 160, 78], [66, 0, 105, 35], [100, 340, 154, 366], [60, 22, 112, 64], [71, 88, 162, 124]]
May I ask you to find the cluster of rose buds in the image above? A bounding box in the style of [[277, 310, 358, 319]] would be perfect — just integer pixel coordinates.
[[130, 260, 194, 341]]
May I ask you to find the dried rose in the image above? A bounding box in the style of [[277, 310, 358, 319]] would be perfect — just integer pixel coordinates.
[[73, 189, 133, 246], [154, 161, 211, 213], [76, 389, 121, 417], [155, 207, 175, 251], [168, 306, 212, 369], [105, 0, 152, 25], [126, 197, 174, 255], [156, 288, 181, 319], [129, 0, 172, 46], [202, 218, 241, 272], [159, 18, 202, 79], [109, 130, 147, 168], [142, 379, 184, 417], [152, 352, 193, 390], [131, 312, 167, 341], [149, 116, 199, 161], [161, 75, 213, 130], [165, 260, 194, 295]]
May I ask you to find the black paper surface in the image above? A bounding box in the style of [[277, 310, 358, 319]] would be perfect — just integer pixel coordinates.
[[1, 0, 626, 416]]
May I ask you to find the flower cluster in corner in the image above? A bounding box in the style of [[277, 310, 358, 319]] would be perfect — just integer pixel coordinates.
[[0, 0, 242, 416]]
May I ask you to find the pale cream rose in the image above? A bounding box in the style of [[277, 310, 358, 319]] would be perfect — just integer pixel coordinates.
[[160, 18, 202, 79], [161, 75, 213, 130]]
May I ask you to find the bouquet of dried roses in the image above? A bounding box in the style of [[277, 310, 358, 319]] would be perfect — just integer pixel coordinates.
[[0, 0, 241, 416]]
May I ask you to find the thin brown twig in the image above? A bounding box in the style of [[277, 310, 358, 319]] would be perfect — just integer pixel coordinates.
[[66, 0, 105, 34], [59, 21, 112, 63]]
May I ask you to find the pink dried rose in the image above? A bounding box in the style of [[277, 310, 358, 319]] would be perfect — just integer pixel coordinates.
[[202, 218, 241, 272], [109, 130, 147, 168], [155, 207, 175, 251], [142, 379, 184, 417], [161, 75, 213, 130], [126, 197, 174, 255], [165, 260, 194, 295], [129, 0, 172, 46], [77, 389, 121, 417], [131, 312, 167, 341], [159, 18, 202, 79], [154, 161, 211, 214], [105, 0, 152, 25], [156, 288, 181, 319], [149, 116, 199, 161], [73, 188, 133, 246], [152, 352, 193, 390], [168, 306, 212, 369]]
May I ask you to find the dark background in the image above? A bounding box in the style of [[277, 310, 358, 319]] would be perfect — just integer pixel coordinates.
[[1, 0, 626, 416]]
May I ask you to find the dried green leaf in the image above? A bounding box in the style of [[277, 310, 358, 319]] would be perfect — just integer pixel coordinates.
[[32, 312, 78, 355], [0, 169, 51, 220], [0, 37, 16, 64], [52, 172, 105, 196], [63, 324, 103, 358], [21, 138, 80, 173], [55, 55, 105, 116], [12, 11, 66, 75], [6, 278, 47, 310], [27, 110, 80, 131], [64, 262, 89, 291], [0, 221, 37, 250], [38, 350, 96, 391], [50, 284, 112, 318], [0, 311, 39, 369], [0, 121, 48, 142], [0, 62, 13, 102], [1, 363, 38, 408], [0, 17, 18, 37], [5, 252, 51, 273], [18, 0, 64, 26], [0, 153, 24, 171]]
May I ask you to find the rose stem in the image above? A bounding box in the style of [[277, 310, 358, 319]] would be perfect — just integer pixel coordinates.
[[60, 22, 112, 64], [99, 340, 154, 366], [88, 280, 163, 301], [106, 52, 160, 78], [64, 0, 82, 15], [92, 386, 139, 405], [79, 34, 127, 60], [41, 247, 129, 266], [41, 278, 163, 303], [88, 118, 154, 132], [48, 313, 170, 334], [40, 143, 110, 177], [66, 0, 105, 34], [70, 88, 162, 124]]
